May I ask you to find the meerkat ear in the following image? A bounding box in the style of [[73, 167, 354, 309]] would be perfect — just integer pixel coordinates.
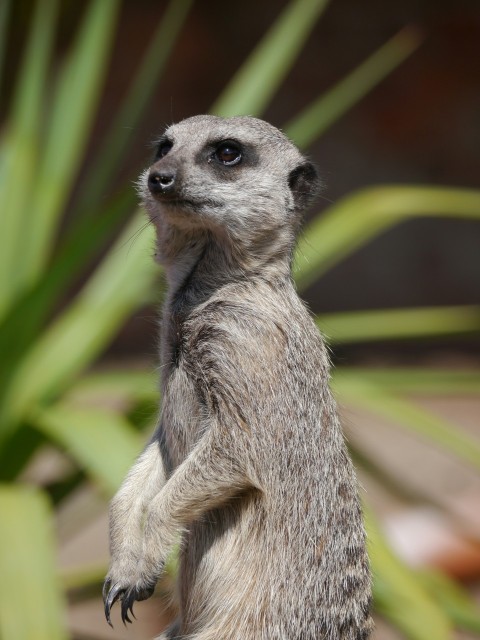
[[288, 162, 321, 212]]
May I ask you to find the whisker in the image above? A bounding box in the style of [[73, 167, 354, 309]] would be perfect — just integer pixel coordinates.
[[117, 219, 152, 256]]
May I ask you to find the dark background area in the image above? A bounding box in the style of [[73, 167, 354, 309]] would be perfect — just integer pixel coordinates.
[[5, 0, 480, 360]]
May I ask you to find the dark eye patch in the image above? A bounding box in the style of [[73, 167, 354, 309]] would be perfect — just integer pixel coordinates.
[[154, 139, 173, 160]]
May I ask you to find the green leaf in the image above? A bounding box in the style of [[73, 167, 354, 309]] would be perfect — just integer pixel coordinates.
[[0, 0, 191, 390], [0, 0, 58, 318], [294, 185, 480, 291], [68, 369, 158, 405], [22, 0, 119, 288], [284, 27, 422, 148], [0, 485, 67, 640], [334, 377, 480, 472], [417, 570, 480, 633], [332, 367, 480, 395], [366, 507, 452, 640], [211, 0, 330, 117], [0, 187, 134, 403], [74, 0, 194, 217], [0, 213, 157, 439], [316, 305, 480, 344], [34, 402, 143, 496]]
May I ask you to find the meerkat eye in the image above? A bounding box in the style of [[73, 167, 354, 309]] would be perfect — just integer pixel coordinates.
[[214, 141, 242, 166], [155, 140, 173, 160]]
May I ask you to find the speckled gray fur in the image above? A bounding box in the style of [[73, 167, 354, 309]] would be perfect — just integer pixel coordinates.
[[104, 115, 373, 639]]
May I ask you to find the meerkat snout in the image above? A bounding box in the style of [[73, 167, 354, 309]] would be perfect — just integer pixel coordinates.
[[148, 169, 177, 195]]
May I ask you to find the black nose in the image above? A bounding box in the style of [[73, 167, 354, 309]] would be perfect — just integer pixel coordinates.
[[148, 170, 176, 194]]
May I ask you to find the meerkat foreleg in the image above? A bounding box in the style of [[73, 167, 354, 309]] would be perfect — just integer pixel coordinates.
[[104, 439, 166, 625], [104, 429, 251, 625]]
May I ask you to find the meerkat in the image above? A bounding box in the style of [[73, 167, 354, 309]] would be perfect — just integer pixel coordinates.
[[103, 115, 373, 640]]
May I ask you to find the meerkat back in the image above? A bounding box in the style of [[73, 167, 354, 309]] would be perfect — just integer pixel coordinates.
[[104, 115, 373, 640]]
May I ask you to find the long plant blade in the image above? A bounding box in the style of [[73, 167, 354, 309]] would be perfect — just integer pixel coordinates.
[[73, 0, 194, 217], [0, 1, 191, 393], [0, 186, 134, 403], [418, 571, 480, 633], [34, 403, 143, 495], [284, 27, 422, 148], [0, 485, 67, 640], [211, 0, 330, 117], [365, 507, 451, 640], [333, 367, 480, 395], [68, 369, 158, 405], [316, 305, 480, 344], [0, 0, 58, 318], [22, 0, 119, 288], [294, 185, 480, 290], [334, 377, 480, 471], [0, 213, 156, 440]]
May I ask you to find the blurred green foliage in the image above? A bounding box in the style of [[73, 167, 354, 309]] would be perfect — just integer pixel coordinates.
[[0, 0, 479, 638]]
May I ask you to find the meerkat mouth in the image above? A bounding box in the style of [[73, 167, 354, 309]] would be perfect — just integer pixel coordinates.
[[159, 198, 195, 207], [157, 197, 221, 211]]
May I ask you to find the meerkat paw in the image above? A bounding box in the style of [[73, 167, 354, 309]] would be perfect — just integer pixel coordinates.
[[103, 561, 163, 626]]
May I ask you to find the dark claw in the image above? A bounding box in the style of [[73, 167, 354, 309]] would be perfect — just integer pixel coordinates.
[[103, 574, 158, 627], [102, 577, 111, 605], [104, 582, 125, 628], [121, 589, 136, 625]]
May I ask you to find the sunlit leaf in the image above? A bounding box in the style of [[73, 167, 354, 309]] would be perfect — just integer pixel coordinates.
[[0, 485, 67, 640], [366, 507, 452, 640], [34, 402, 143, 495], [332, 367, 480, 395], [74, 0, 194, 216], [211, 0, 330, 117], [22, 0, 119, 286], [418, 570, 480, 633], [68, 369, 158, 405], [294, 185, 480, 290], [285, 27, 422, 148], [334, 376, 480, 471], [0, 187, 134, 405], [0, 213, 156, 439], [0, 0, 58, 318], [316, 305, 480, 343]]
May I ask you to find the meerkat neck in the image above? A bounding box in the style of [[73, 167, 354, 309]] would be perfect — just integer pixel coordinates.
[[162, 234, 208, 297], [158, 223, 293, 307]]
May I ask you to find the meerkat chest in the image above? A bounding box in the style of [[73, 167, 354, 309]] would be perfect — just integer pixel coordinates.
[[159, 309, 207, 466], [160, 362, 205, 467]]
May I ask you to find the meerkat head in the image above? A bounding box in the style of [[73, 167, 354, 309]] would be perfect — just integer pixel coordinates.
[[139, 115, 321, 267]]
